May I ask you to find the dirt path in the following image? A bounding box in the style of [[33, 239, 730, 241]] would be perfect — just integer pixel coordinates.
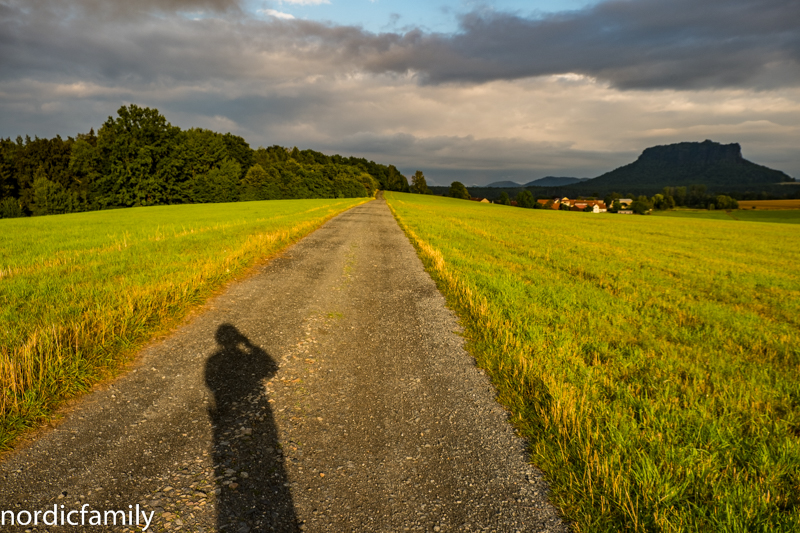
[[0, 196, 568, 532]]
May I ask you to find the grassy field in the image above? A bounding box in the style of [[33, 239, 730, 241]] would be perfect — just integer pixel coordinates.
[[738, 199, 800, 210], [653, 208, 800, 224], [386, 192, 800, 532], [0, 198, 368, 449]]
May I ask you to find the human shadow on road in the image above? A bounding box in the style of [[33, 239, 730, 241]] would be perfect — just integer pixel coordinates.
[[205, 323, 299, 532]]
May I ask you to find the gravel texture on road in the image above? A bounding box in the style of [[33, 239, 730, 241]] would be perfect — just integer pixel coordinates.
[[0, 195, 569, 532]]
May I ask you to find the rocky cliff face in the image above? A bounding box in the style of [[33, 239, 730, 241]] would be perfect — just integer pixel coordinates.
[[576, 139, 792, 194], [638, 140, 743, 165]]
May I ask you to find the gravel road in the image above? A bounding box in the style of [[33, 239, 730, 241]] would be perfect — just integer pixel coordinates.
[[0, 195, 569, 532]]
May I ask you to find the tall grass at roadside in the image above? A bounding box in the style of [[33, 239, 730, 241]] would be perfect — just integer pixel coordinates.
[[0, 198, 367, 449], [386, 192, 800, 532]]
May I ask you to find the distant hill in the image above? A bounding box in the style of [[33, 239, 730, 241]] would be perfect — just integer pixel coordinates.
[[525, 177, 589, 187], [485, 180, 523, 188], [579, 140, 793, 194]]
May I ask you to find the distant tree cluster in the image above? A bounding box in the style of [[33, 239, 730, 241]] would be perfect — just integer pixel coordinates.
[[484, 184, 741, 215], [0, 105, 410, 218], [604, 186, 739, 213]]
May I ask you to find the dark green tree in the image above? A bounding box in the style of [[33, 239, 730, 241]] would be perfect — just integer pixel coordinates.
[[30, 170, 73, 216], [516, 189, 534, 208], [386, 165, 410, 192], [449, 181, 470, 200], [68, 137, 101, 209], [176, 128, 251, 203], [652, 193, 675, 210], [240, 164, 272, 200], [0, 138, 19, 201], [94, 104, 183, 207], [497, 191, 510, 205], [222, 133, 254, 178], [192, 159, 241, 203], [410, 170, 432, 194], [0, 197, 23, 218], [715, 195, 739, 210], [13, 135, 75, 213], [630, 195, 653, 214]]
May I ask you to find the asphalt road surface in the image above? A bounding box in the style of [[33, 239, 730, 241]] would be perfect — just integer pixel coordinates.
[[0, 195, 569, 532]]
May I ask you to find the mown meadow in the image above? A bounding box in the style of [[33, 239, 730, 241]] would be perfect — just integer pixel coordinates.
[[386, 192, 800, 532], [0, 198, 368, 449], [652, 208, 800, 225]]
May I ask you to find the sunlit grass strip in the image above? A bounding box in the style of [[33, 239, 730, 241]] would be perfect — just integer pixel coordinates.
[[386, 192, 800, 533], [652, 208, 800, 224], [0, 198, 368, 449]]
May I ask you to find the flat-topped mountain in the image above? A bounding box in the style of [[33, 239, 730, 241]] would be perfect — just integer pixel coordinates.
[[639, 140, 744, 165], [582, 140, 793, 193]]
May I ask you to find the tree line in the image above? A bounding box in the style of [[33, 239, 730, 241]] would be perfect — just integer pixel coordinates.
[[437, 181, 740, 214], [602, 186, 739, 213], [0, 105, 410, 218]]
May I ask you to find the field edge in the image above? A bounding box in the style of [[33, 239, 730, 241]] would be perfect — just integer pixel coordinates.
[[0, 197, 372, 452]]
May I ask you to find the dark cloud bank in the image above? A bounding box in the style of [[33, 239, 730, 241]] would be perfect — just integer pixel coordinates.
[[3, 0, 797, 89], [1, 0, 798, 182], [384, 0, 800, 90]]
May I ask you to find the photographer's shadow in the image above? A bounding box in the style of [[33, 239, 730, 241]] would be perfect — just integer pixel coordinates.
[[205, 324, 299, 532]]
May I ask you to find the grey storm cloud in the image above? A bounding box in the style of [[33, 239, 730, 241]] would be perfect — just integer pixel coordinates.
[[16, 0, 241, 17], [1, 0, 799, 90], [347, 0, 800, 89]]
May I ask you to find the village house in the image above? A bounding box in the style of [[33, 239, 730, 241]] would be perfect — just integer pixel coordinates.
[[568, 200, 607, 213], [526, 197, 608, 213], [585, 200, 607, 213]]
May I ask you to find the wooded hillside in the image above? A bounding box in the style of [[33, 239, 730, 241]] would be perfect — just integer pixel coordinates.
[[0, 105, 409, 218], [582, 140, 793, 193]]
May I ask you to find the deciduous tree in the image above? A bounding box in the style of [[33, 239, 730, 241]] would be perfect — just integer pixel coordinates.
[[449, 181, 470, 200], [516, 189, 534, 208], [410, 171, 432, 194]]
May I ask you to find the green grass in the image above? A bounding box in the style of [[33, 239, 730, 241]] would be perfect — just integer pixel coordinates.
[[386, 192, 800, 532], [0, 198, 368, 449], [652, 208, 800, 224]]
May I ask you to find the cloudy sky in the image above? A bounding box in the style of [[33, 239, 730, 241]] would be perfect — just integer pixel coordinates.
[[1, 0, 799, 185]]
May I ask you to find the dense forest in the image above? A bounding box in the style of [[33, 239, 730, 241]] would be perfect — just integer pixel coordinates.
[[0, 105, 409, 218]]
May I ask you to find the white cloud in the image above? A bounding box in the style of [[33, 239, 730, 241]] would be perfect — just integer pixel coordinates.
[[258, 9, 295, 19]]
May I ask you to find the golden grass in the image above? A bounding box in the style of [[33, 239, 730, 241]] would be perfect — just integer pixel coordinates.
[[387, 192, 800, 533], [0, 198, 368, 449], [738, 199, 800, 210]]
